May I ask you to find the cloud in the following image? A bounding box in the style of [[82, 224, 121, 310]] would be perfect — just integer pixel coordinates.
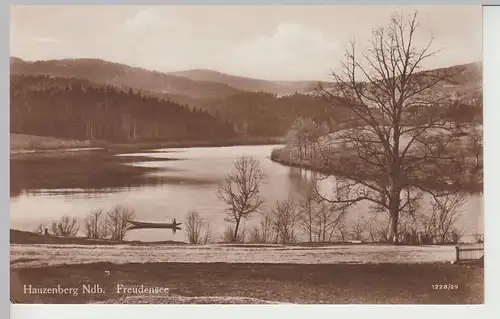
[[223, 23, 339, 80], [126, 10, 160, 29], [125, 9, 180, 32], [31, 37, 59, 44]]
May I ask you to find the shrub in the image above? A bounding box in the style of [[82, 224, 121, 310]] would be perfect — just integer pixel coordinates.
[[51, 216, 79, 237]]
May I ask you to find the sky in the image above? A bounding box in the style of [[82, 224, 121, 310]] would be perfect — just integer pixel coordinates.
[[10, 5, 483, 81]]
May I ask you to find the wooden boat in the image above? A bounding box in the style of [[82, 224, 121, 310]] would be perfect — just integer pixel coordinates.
[[129, 220, 182, 231]]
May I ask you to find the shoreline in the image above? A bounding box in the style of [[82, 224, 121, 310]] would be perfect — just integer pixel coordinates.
[[9, 230, 187, 246], [10, 229, 463, 247], [270, 146, 484, 195], [10, 134, 285, 155]]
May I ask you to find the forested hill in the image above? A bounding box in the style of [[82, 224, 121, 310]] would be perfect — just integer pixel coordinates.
[[10, 58, 243, 99], [195, 92, 355, 137], [10, 75, 237, 142]]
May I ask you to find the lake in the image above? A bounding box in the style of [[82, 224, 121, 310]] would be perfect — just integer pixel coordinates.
[[10, 144, 483, 242]]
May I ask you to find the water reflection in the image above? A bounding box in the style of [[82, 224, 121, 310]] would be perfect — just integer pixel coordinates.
[[287, 167, 317, 196]]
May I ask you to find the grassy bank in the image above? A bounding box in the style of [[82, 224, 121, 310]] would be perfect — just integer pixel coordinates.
[[10, 262, 483, 304], [11, 134, 94, 151], [10, 230, 187, 246], [11, 133, 285, 153], [270, 145, 483, 194]]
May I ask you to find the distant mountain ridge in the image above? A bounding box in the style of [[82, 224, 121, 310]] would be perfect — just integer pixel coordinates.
[[10, 57, 482, 99], [168, 68, 323, 96], [10, 57, 325, 96], [10, 57, 243, 99]]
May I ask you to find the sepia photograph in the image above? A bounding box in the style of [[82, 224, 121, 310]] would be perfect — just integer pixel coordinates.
[[9, 5, 483, 304]]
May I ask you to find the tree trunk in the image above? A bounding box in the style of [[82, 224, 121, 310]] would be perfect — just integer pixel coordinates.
[[233, 219, 241, 242], [309, 219, 312, 243], [389, 188, 402, 244], [390, 212, 399, 244]]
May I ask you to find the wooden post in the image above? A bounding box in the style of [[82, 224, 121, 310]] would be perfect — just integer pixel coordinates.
[[455, 245, 460, 263]]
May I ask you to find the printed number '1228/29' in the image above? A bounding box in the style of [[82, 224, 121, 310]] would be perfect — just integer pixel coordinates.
[[432, 284, 459, 290]]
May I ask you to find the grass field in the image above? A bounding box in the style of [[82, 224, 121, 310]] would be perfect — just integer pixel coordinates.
[[11, 262, 483, 304], [10, 242, 457, 267], [10, 230, 483, 304], [11, 134, 95, 151]]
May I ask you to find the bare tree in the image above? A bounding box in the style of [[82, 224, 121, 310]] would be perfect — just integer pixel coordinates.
[[51, 216, 79, 237], [202, 223, 214, 244], [421, 193, 466, 244], [337, 221, 349, 242], [185, 211, 204, 244], [33, 224, 47, 235], [314, 202, 346, 242], [248, 212, 275, 243], [298, 188, 319, 242], [377, 223, 391, 243], [221, 225, 246, 243], [297, 178, 344, 243], [315, 11, 470, 243], [217, 156, 266, 242], [286, 118, 308, 162], [286, 117, 326, 164], [84, 209, 107, 239], [248, 227, 262, 243], [468, 122, 482, 169], [364, 215, 380, 242], [106, 205, 135, 241], [350, 218, 367, 241], [185, 211, 213, 244], [271, 195, 301, 244]]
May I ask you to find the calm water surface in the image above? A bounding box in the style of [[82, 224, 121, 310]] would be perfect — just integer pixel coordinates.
[[10, 145, 483, 242]]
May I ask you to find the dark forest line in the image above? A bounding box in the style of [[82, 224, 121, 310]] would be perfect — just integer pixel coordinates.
[[10, 75, 237, 143]]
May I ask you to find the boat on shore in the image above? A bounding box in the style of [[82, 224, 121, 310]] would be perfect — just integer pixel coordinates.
[[129, 220, 182, 231]]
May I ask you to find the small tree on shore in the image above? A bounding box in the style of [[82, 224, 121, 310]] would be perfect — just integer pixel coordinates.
[[84, 209, 107, 239], [315, 202, 346, 242], [337, 221, 349, 242], [298, 190, 318, 242], [185, 211, 213, 244], [185, 211, 204, 244], [349, 218, 367, 242], [248, 212, 274, 244], [33, 223, 47, 235], [217, 156, 266, 242], [221, 225, 246, 243], [106, 205, 135, 241], [421, 193, 466, 244], [271, 195, 301, 244], [468, 122, 482, 169], [286, 117, 325, 163], [51, 216, 79, 237]]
